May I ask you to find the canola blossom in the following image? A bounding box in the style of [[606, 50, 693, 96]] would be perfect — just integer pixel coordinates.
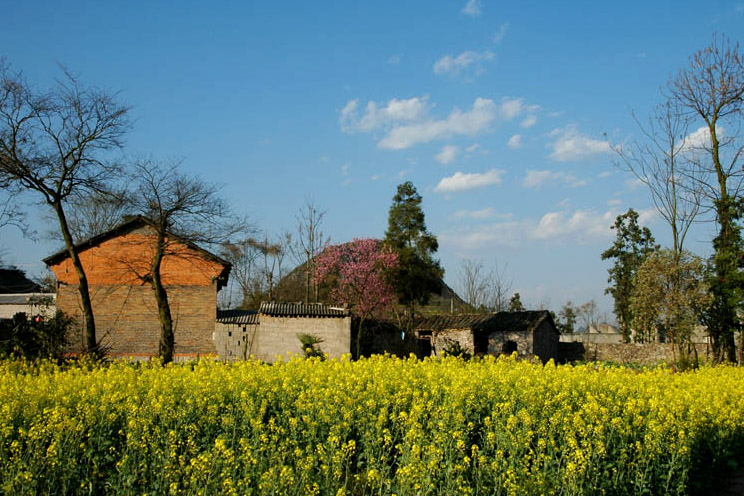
[[1, 356, 743, 495]]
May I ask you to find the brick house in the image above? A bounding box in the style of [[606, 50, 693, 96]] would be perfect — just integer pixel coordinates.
[[215, 302, 351, 362], [44, 217, 230, 359], [415, 310, 560, 363]]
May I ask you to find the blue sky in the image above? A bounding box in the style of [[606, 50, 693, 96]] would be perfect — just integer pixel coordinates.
[[1, 1, 743, 317]]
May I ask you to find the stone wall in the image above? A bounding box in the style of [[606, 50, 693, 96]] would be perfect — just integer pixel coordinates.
[[487, 330, 532, 357], [214, 322, 259, 361], [243, 315, 351, 362], [562, 341, 713, 365], [59, 283, 219, 359], [430, 329, 474, 356]]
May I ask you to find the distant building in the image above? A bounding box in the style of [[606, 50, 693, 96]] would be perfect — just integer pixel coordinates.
[[215, 302, 351, 362], [414, 311, 560, 363], [44, 216, 230, 359], [0, 268, 56, 322]]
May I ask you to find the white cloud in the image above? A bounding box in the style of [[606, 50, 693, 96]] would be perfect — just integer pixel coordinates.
[[452, 207, 513, 220], [607, 198, 622, 206], [465, 143, 481, 154], [340, 96, 430, 133], [436, 145, 459, 164], [378, 97, 497, 150], [493, 22, 509, 43], [342, 96, 533, 150], [388, 54, 403, 65], [442, 207, 626, 251], [433, 50, 494, 78], [435, 169, 505, 193], [523, 169, 587, 189], [599, 171, 613, 178], [548, 126, 611, 162], [521, 114, 537, 128], [677, 125, 723, 155], [626, 178, 645, 190], [507, 134, 523, 149], [533, 209, 616, 243], [462, 0, 482, 17], [341, 163, 350, 176]]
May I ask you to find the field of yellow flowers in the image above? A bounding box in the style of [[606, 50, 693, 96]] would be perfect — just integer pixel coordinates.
[[1, 355, 743, 495]]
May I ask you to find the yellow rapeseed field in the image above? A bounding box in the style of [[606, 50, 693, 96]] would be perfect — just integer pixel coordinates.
[[1, 355, 743, 495]]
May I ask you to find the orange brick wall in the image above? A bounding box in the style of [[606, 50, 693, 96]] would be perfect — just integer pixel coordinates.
[[50, 227, 225, 286], [51, 227, 224, 359]]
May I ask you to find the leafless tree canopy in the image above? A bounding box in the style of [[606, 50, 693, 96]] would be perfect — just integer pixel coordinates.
[[0, 60, 132, 356], [457, 259, 512, 313], [294, 199, 329, 303]]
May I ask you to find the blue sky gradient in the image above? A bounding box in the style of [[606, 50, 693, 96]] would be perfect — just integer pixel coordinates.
[[2, 0, 743, 316]]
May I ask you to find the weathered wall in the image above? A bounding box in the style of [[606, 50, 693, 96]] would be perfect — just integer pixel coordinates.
[[532, 321, 560, 363], [59, 283, 218, 359], [560, 333, 625, 345], [247, 315, 351, 362], [564, 341, 713, 365], [430, 328, 474, 356], [214, 322, 259, 361], [487, 330, 532, 357], [0, 294, 56, 321]]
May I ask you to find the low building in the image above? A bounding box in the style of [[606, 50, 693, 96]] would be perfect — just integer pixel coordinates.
[[44, 217, 230, 359], [0, 268, 56, 322], [415, 310, 560, 363], [215, 302, 351, 362]]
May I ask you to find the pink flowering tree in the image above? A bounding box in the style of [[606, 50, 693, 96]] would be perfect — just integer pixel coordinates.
[[314, 238, 398, 357]]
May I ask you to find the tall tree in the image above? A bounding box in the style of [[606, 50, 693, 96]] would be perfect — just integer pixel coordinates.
[[0, 62, 131, 356], [667, 34, 744, 362], [127, 159, 245, 363], [383, 182, 442, 330], [508, 293, 525, 312], [314, 238, 398, 358], [601, 209, 657, 342], [558, 301, 577, 334]]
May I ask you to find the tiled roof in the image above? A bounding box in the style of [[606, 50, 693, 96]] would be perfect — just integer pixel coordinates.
[[259, 301, 349, 318], [415, 310, 557, 334], [216, 309, 259, 325]]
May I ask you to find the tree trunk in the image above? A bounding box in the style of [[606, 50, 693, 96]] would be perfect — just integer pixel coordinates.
[[54, 202, 98, 356], [151, 234, 175, 364]]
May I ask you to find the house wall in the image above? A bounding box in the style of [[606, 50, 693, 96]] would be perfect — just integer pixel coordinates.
[[58, 283, 218, 359], [487, 330, 533, 357], [430, 329, 474, 356], [214, 322, 259, 361], [0, 295, 56, 321], [248, 315, 351, 362]]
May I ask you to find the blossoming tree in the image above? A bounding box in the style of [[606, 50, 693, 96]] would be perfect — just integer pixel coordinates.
[[314, 238, 398, 357]]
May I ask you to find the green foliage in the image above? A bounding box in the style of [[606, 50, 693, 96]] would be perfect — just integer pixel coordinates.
[[703, 197, 744, 362], [558, 302, 577, 334], [383, 182, 443, 327], [601, 209, 657, 342], [508, 292, 525, 312], [0, 311, 71, 360], [297, 333, 325, 359]]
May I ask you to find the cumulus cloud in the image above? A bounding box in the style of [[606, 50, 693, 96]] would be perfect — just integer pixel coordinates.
[[435, 169, 505, 193], [523, 169, 587, 189], [340, 96, 429, 133], [677, 125, 723, 154], [433, 50, 494, 78], [462, 0, 481, 17], [533, 209, 616, 242], [342, 96, 533, 150], [507, 134, 523, 149], [436, 145, 459, 164], [548, 126, 611, 162]]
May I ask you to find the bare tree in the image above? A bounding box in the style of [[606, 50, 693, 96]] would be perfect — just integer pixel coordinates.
[[0, 188, 31, 238], [577, 300, 599, 332], [220, 238, 261, 308], [610, 101, 702, 258], [457, 259, 512, 312], [127, 159, 247, 363], [668, 34, 744, 362], [0, 61, 131, 356], [295, 199, 329, 303]]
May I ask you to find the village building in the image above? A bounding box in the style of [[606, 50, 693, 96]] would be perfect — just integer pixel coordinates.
[[215, 302, 351, 362], [44, 217, 230, 359], [0, 268, 56, 322], [414, 310, 560, 363]]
